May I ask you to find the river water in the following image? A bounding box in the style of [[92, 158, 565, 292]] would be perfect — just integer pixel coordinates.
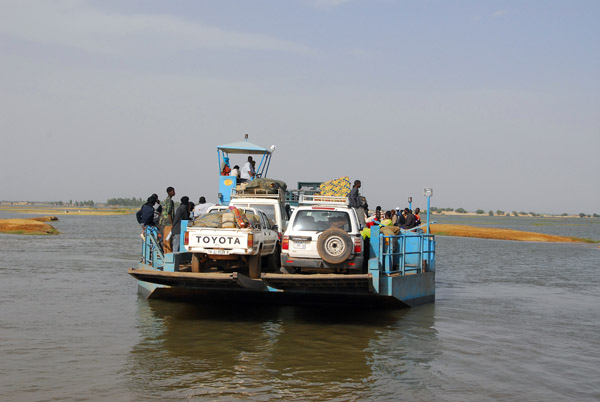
[[1, 213, 599, 401]]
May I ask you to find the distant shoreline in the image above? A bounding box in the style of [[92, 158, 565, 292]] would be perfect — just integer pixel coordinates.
[[1, 204, 596, 219], [1, 203, 597, 219], [0, 205, 134, 216], [430, 211, 589, 219]]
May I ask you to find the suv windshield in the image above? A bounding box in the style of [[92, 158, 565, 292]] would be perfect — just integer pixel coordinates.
[[292, 210, 351, 232]]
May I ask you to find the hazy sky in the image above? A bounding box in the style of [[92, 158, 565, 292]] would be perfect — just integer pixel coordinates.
[[1, 0, 598, 214]]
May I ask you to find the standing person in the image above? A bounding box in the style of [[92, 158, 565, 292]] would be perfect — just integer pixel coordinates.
[[240, 156, 255, 182], [349, 180, 367, 227], [159, 186, 175, 253], [172, 196, 190, 253], [188, 202, 196, 220], [136, 195, 157, 229], [151, 193, 162, 226], [193, 196, 215, 218]]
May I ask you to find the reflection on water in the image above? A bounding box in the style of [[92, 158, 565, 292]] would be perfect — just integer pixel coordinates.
[[128, 300, 438, 400]]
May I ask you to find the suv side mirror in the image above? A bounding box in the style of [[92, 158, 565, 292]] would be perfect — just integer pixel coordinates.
[[272, 225, 278, 232]]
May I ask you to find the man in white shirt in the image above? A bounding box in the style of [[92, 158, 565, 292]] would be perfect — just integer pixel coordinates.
[[240, 156, 256, 181], [192, 196, 215, 218]]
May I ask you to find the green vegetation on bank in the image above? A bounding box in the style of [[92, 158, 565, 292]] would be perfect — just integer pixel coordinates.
[[2, 199, 600, 218], [106, 197, 145, 207]]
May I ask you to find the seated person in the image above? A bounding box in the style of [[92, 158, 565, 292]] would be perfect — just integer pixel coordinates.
[[380, 211, 393, 226], [366, 206, 384, 228], [230, 165, 240, 178], [414, 208, 421, 226], [401, 208, 417, 229], [221, 157, 231, 176]]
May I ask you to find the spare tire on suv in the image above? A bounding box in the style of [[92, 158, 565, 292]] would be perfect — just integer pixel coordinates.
[[317, 228, 353, 264]]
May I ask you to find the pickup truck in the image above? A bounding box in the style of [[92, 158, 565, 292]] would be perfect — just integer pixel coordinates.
[[184, 208, 278, 278]]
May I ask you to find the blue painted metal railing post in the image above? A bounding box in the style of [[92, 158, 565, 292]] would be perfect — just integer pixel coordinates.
[[142, 226, 163, 269], [383, 236, 392, 273], [369, 225, 381, 293], [419, 235, 424, 273], [401, 234, 406, 276], [424, 188, 433, 235], [217, 150, 223, 177], [180, 220, 188, 252]]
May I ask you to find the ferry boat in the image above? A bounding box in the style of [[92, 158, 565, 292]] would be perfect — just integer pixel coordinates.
[[128, 137, 436, 307]]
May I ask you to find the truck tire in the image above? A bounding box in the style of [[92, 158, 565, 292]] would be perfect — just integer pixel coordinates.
[[317, 228, 352, 265], [267, 244, 281, 272], [249, 255, 261, 279], [191, 253, 201, 272]]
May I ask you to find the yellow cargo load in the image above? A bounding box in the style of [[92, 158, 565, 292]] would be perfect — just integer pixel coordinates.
[[319, 176, 352, 197]]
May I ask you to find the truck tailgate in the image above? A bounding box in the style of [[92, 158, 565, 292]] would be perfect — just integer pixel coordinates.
[[186, 229, 251, 252]]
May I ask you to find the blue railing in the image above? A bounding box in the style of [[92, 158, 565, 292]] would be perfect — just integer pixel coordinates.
[[141, 226, 164, 269], [369, 225, 436, 275]]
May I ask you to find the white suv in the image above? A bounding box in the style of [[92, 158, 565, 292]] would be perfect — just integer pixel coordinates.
[[280, 195, 364, 273]]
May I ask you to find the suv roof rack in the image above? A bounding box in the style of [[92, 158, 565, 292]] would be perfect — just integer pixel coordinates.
[[231, 188, 285, 202], [299, 194, 348, 206]]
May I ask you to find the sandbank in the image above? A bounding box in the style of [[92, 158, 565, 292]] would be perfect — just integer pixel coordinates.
[[428, 224, 593, 243], [29, 216, 59, 222], [0, 218, 59, 235]]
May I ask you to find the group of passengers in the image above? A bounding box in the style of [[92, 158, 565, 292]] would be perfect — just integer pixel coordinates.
[[348, 179, 422, 235], [397, 207, 422, 228], [221, 156, 257, 182], [358, 207, 421, 240], [136, 186, 216, 253]]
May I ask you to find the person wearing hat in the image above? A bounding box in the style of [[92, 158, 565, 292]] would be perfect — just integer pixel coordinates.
[[172, 196, 190, 252]]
